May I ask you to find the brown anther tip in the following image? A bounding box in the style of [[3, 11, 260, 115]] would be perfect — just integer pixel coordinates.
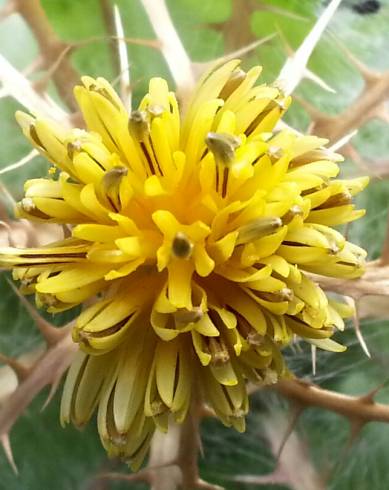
[[20, 197, 36, 213], [174, 307, 203, 326], [38, 293, 59, 308], [276, 99, 287, 110], [172, 232, 193, 260], [321, 191, 353, 209], [247, 332, 263, 346], [219, 68, 247, 100], [67, 140, 82, 159], [279, 288, 294, 302], [150, 400, 168, 416], [328, 243, 340, 255], [282, 205, 303, 224], [268, 145, 282, 157], [29, 124, 44, 148], [128, 110, 149, 141], [209, 338, 230, 366], [111, 433, 128, 447], [90, 86, 120, 110], [147, 104, 164, 117], [205, 132, 240, 165]]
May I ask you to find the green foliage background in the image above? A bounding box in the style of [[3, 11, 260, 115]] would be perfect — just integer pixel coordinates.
[[1, 0, 389, 489]]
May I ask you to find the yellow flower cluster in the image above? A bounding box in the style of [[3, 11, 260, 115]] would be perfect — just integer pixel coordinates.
[[0, 60, 367, 468]]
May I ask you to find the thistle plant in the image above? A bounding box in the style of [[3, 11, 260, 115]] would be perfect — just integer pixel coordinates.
[[1, 1, 389, 490]]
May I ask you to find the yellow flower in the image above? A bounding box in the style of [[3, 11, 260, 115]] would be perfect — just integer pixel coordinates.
[[0, 60, 368, 469]]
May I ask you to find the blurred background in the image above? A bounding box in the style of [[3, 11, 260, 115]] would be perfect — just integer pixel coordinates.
[[1, 0, 389, 489]]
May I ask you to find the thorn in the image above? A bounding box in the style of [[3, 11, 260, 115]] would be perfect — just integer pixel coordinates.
[[0, 434, 18, 474], [232, 468, 287, 485], [41, 376, 62, 411], [304, 67, 337, 93], [329, 131, 358, 153], [219, 34, 276, 62], [257, 1, 309, 22], [0, 221, 12, 246], [0, 149, 38, 176], [346, 297, 371, 358], [359, 380, 389, 404], [0, 181, 17, 207], [277, 0, 343, 95], [6, 279, 63, 345], [113, 4, 131, 109], [195, 480, 224, 490], [277, 27, 336, 94], [330, 34, 380, 85], [311, 345, 317, 376], [140, 0, 195, 98], [192, 34, 276, 78], [275, 403, 303, 461], [22, 56, 44, 77], [0, 353, 29, 381]]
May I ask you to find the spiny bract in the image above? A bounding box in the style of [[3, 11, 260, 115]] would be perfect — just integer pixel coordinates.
[[0, 60, 368, 469]]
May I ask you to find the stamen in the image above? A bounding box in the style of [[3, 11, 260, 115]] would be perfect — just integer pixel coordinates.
[[171, 232, 193, 259], [263, 368, 278, 384], [150, 400, 168, 416], [205, 132, 240, 166], [219, 68, 247, 100], [246, 331, 263, 346], [37, 293, 60, 308], [236, 217, 282, 245], [236, 312, 263, 345], [89, 85, 121, 111], [174, 307, 203, 326], [267, 145, 282, 158], [111, 433, 128, 447], [319, 191, 352, 209], [209, 337, 230, 366], [261, 288, 294, 303], [282, 205, 303, 224], [67, 140, 82, 160], [101, 166, 128, 211], [328, 242, 340, 255], [128, 110, 149, 142], [29, 124, 44, 148], [20, 197, 36, 213], [147, 104, 164, 118]]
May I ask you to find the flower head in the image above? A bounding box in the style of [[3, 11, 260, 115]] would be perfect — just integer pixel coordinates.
[[0, 60, 368, 468]]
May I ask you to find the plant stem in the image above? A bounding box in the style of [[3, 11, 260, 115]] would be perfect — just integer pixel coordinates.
[[149, 400, 202, 490]]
